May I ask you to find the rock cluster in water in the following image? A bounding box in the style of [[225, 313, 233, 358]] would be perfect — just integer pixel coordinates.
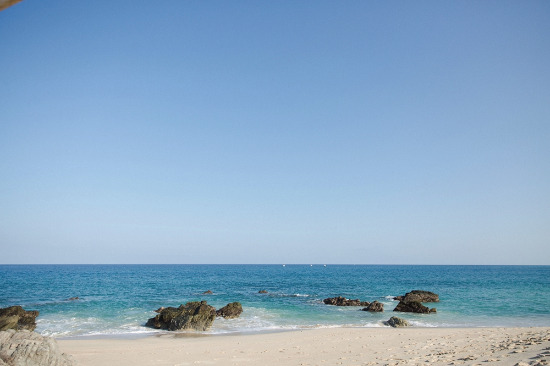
[[146, 301, 243, 331], [0, 306, 39, 332], [146, 301, 217, 331], [393, 290, 438, 314], [0, 329, 74, 366], [323, 296, 370, 307], [322, 290, 439, 325]]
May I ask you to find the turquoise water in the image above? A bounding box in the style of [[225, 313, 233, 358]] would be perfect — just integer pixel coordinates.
[[1, 265, 549, 338]]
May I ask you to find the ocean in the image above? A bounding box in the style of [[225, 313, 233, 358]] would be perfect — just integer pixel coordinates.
[[1, 265, 549, 338]]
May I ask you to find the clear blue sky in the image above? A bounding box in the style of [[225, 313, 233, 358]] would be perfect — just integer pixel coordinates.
[[1, 1, 549, 264]]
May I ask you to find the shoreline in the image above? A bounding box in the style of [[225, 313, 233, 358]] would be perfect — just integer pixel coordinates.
[[58, 326, 550, 365], [55, 327, 297, 341], [52, 323, 550, 341], [52, 324, 528, 341]]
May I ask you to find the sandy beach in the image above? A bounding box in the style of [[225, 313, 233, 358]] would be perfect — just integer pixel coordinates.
[[58, 327, 550, 366]]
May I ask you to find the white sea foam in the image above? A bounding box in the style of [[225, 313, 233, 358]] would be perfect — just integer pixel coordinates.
[[268, 292, 312, 298], [36, 314, 155, 338], [408, 320, 438, 328]]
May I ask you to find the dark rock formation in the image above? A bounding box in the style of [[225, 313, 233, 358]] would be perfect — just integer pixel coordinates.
[[362, 300, 384, 312], [401, 290, 439, 303], [393, 296, 403, 301], [66, 297, 80, 301], [216, 302, 243, 319], [384, 316, 410, 327], [146, 301, 216, 331], [0, 330, 74, 366], [0, 306, 39, 332], [258, 290, 268, 294], [393, 301, 436, 314], [202, 290, 213, 295], [323, 296, 370, 307]]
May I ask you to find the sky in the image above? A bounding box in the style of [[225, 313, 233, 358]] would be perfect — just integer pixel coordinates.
[[1, 1, 549, 265]]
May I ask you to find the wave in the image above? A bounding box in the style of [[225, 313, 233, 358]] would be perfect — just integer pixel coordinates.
[[36, 313, 472, 339], [407, 320, 438, 328], [267, 292, 314, 298]]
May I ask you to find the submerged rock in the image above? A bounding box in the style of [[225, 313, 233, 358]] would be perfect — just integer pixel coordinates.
[[258, 290, 268, 294], [323, 296, 370, 307], [146, 301, 216, 331], [393, 301, 436, 314], [0, 306, 39, 332], [0, 330, 74, 366], [362, 301, 384, 312], [66, 297, 80, 301], [202, 290, 213, 295], [384, 316, 410, 327], [216, 302, 243, 319]]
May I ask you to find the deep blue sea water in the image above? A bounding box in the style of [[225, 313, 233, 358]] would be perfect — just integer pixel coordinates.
[[1, 265, 549, 338]]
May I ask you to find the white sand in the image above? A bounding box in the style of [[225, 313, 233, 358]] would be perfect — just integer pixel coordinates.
[[58, 327, 550, 366]]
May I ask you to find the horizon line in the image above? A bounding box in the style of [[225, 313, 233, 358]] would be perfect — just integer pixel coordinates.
[[1, 263, 548, 266]]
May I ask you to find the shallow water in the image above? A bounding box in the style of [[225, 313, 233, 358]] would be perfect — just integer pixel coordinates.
[[1, 264, 549, 338]]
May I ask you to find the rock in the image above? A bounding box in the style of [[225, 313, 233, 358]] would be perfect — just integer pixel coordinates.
[[258, 290, 268, 294], [0, 316, 18, 332], [146, 301, 216, 331], [66, 297, 80, 301], [202, 290, 213, 295], [362, 301, 384, 312], [391, 291, 438, 314], [0, 0, 24, 13], [216, 302, 243, 319], [401, 290, 439, 303], [154, 307, 165, 313], [323, 296, 370, 307], [0, 306, 39, 332], [393, 301, 436, 314], [384, 316, 410, 327], [0, 330, 74, 366]]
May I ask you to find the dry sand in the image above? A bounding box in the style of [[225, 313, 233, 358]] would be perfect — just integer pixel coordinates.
[[59, 327, 550, 366]]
